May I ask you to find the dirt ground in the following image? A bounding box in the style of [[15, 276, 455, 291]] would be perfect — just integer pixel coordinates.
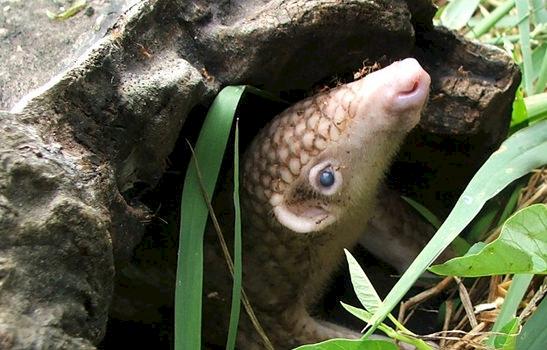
[[0, 0, 125, 110]]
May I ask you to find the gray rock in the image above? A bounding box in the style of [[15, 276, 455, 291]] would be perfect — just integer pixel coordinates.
[[0, 0, 520, 348], [0, 0, 126, 110]]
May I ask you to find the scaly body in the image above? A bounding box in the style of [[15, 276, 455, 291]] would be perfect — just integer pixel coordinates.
[[203, 58, 431, 349]]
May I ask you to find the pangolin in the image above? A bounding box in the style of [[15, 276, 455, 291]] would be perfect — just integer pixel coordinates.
[[203, 58, 431, 349]]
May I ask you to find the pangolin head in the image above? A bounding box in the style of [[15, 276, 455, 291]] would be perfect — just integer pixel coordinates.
[[243, 58, 431, 234]]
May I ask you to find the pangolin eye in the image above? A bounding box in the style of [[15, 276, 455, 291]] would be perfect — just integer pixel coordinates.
[[309, 161, 342, 195], [318, 169, 335, 187]]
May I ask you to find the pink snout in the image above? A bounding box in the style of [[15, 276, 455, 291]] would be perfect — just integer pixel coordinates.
[[342, 57, 431, 132], [385, 58, 431, 112]]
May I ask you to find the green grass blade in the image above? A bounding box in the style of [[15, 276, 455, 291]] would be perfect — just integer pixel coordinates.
[[466, 205, 499, 242], [402, 196, 471, 255], [531, 0, 547, 23], [534, 47, 547, 94], [175, 85, 246, 350], [496, 181, 525, 226], [516, 295, 547, 349], [494, 317, 520, 349], [364, 120, 547, 338], [525, 93, 547, 119], [439, 0, 481, 30], [467, 0, 515, 39], [401, 196, 442, 229], [227, 120, 243, 350], [488, 274, 534, 346], [294, 338, 399, 350], [516, 0, 535, 95], [46, 0, 86, 20], [510, 88, 529, 131]]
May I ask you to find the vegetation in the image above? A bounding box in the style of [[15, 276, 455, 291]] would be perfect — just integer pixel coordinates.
[[176, 1, 546, 349]]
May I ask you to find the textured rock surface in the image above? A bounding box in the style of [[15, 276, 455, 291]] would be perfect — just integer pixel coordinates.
[[0, 0, 126, 110], [0, 0, 520, 348]]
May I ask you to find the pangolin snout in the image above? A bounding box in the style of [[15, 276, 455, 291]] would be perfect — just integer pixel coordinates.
[[388, 58, 431, 112], [350, 58, 430, 131]]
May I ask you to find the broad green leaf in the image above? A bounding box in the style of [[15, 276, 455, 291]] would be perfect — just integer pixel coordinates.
[[365, 120, 547, 337], [345, 249, 381, 313], [516, 296, 547, 349], [175, 86, 246, 350], [294, 338, 398, 350], [494, 317, 520, 349], [439, 0, 480, 30], [429, 204, 547, 276]]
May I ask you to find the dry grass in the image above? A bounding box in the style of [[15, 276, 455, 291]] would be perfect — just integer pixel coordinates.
[[398, 168, 547, 349]]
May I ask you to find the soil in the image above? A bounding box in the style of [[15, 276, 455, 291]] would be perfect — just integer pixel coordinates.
[[0, 0, 125, 110]]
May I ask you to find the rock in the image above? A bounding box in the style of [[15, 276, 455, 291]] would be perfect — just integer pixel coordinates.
[[0, 111, 111, 348], [0, 0, 126, 110], [0, 0, 520, 348]]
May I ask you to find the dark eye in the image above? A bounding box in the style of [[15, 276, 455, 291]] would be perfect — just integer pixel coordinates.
[[319, 169, 335, 187]]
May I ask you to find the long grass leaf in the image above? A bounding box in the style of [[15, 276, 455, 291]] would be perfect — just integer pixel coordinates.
[[525, 92, 547, 119], [516, 0, 534, 95], [466, 205, 499, 242], [439, 0, 481, 30], [401, 196, 442, 229], [496, 181, 525, 226], [175, 86, 245, 350], [467, 0, 515, 39], [510, 88, 529, 130], [294, 338, 399, 350], [534, 47, 547, 93], [227, 121, 242, 349], [402, 196, 470, 255], [531, 0, 547, 23], [364, 120, 547, 338], [516, 295, 547, 349], [494, 317, 520, 349], [488, 274, 534, 346]]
